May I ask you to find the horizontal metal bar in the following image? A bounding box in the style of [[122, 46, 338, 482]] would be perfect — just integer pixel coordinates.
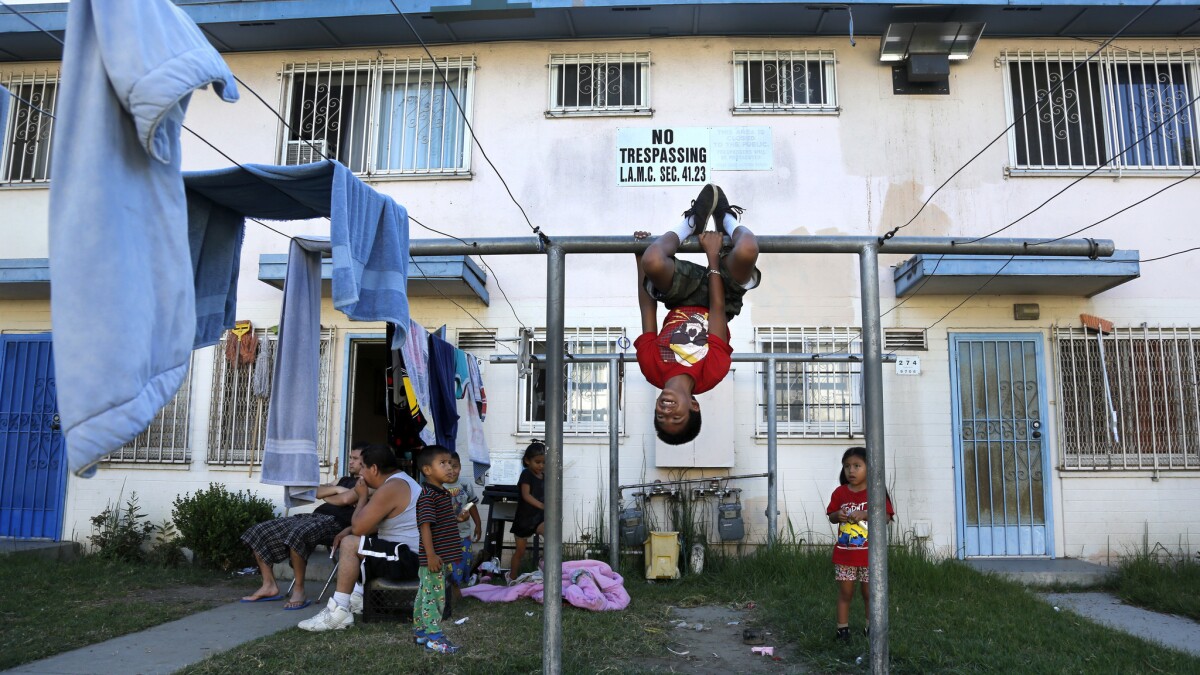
[[491, 352, 895, 364], [619, 472, 769, 490], [406, 236, 1115, 257]]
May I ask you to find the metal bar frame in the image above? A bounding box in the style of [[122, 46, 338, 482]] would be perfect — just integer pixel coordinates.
[[326, 233, 1110, 675]]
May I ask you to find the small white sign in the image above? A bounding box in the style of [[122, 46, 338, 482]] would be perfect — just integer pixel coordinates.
[[895, 356, 921, 375]]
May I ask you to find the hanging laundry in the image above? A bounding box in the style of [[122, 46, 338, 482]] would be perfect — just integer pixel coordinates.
[[454, 348, 470, 399], [386, 322, 427, 449], [261, 237, 324, 508], [401, 319, 436, 446], [184, 161, 412, 350], [466, 355, 487, 421], [458, 362, 490, 482], [48, 0, 239, 477], [428, 332, 461, 451]]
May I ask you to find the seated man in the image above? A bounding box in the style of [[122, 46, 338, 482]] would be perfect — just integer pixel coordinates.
[[240, 443, 365, 609], [634, 184, 760, 445], [299, 443, 422, 632]]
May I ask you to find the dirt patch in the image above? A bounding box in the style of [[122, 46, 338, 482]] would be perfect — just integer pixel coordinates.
[[628, 604, 806, 674]]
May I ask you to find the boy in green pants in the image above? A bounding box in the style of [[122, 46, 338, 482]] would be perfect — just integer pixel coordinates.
[[413, 444, 463, 654]]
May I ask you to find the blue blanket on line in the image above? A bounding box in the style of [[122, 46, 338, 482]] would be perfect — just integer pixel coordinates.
[[183, 161, 411, 349], [48, 0, 238, 477]]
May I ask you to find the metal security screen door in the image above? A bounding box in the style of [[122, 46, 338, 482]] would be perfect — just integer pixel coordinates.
[[950, 334, 1054, 557], [0, 335, 67, 540]]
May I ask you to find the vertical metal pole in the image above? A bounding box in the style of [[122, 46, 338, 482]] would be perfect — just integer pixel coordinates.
[[860, 243, 889, 673], [766, 356, 778, 547], [608, 356, 621, 570], [543, 245, 565, 675]]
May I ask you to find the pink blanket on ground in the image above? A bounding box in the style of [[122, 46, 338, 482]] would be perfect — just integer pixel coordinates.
[[461, 560, 631, 611]]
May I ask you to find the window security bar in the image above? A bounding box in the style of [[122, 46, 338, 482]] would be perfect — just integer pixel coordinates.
[[546, 52, 651, 116], [106, 355, 195, 464], [733, 50, 838, 114], [1002, 49, 1200, 173], [1054, 325, 1200, 470], [1, 70, 58, 184]]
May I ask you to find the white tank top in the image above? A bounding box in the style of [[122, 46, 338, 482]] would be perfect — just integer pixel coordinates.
[[376, 471, 421, 550]]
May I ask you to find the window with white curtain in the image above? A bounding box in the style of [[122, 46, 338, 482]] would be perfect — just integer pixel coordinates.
[[279, 57, 475, 177], [1, 71, 58, 184], [1003, 50, 1200, 173]]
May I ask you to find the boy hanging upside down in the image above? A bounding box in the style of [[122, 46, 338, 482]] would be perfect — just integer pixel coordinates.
[[634, 184, 761, 445]]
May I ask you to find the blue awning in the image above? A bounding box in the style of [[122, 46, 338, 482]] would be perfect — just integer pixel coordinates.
[[258, 253, 489, 305], [893, 250, 1140, 298], [0, 258, 50, 299]]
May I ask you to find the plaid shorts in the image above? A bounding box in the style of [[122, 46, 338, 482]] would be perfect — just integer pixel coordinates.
[[835, 564, 869, 583], [239, 514, 343, 565], [446, 537, 475, 586], [644, 254, 761, 321]]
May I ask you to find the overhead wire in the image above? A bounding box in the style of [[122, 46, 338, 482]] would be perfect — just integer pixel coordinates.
[[386, 0, 548, 246], [0, 0, 517, 354]]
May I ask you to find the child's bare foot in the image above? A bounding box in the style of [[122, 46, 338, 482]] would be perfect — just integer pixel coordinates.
[[241, 582, 282, 602]]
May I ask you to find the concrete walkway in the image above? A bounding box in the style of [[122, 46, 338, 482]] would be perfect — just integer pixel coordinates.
[[4, 598, 306, 675], [965, 557, 1113, 586], [1042, 592, 1200, 657]]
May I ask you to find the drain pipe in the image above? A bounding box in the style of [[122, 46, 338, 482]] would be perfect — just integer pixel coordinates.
[[608, 356, 620, 571]]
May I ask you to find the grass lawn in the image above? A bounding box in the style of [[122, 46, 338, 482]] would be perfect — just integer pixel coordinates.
[[180, 545, 1200, 674], [0, 554, 257, 670], [1109, 548, 1200, 621]]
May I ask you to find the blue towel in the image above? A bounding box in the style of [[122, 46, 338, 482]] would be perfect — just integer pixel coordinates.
[[186, 190, 245, 348], [48, 0, 238, 477], [183, 161, 411, 349], [428, 332, 461, 451], [261, 237, 325, 507]]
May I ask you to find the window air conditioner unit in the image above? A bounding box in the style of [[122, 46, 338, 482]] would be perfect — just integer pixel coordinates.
[[285, 139, 328, 165]]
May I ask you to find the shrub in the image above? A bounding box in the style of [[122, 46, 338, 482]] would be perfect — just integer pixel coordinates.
[[150, 518, 187, 568], [172, 483, 276, 572], [89, 493, 155, 563]]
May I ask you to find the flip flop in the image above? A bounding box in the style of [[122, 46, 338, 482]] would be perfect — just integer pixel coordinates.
[[240, 594, 284, 603], [283, 600, 312, 611]]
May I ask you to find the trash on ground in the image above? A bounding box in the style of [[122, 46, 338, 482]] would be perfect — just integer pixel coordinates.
[[693, 623, 705, 631], [742, 627, 766, 645], [454, 617, 469, 625], [525, 611, 535, 617], [751, 646, 774, 656], [726, 620, 740, 625], [667, 647, 689, 656]]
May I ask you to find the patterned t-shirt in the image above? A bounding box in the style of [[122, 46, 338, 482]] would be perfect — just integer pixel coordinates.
[[825, 484, 895, 567], [634, 306, 732, 395], [416, 483, 463, 566]]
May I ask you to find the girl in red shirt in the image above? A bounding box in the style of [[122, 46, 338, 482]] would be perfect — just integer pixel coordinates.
[[826, 446, 894, 642]]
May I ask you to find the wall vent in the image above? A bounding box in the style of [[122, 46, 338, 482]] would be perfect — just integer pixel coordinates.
[[884, 328, 928, 352], [456, 329, 497, 351]]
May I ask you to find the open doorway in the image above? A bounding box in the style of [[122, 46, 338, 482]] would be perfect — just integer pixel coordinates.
[[347, 338, 390, 454]]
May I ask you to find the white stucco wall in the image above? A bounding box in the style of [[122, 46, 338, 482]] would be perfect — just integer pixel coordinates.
[[3, 35, 1199, 562]]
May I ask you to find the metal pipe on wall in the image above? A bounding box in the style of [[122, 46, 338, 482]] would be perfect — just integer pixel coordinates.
[[608, 356, 620, 571], [542, 245, 566, 675], [766, 356, 778, 547], [859, 243, 890, 673]]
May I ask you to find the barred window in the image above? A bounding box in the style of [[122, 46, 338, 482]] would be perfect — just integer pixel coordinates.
[[208, 328, 335, 466], [1, 71, 58, 184], [104, 356, 194, 464], [756, 327, 862, 437], [1004, 50, 1200, 172], [518, 328, 625, 435], [547, 53, 650, 116], [733, 51, 838, 114], [1055, 325, 1200, 470], [280, 57, 475, 176]]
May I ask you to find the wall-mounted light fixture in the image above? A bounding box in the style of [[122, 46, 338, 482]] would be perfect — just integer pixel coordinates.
[[880, 21, 984, 95], [1013, 303, 1040, 321]]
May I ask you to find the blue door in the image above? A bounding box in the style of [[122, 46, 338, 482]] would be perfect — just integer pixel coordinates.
[[0, 334, 67, 540], [949, 334, 1055, 557]]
